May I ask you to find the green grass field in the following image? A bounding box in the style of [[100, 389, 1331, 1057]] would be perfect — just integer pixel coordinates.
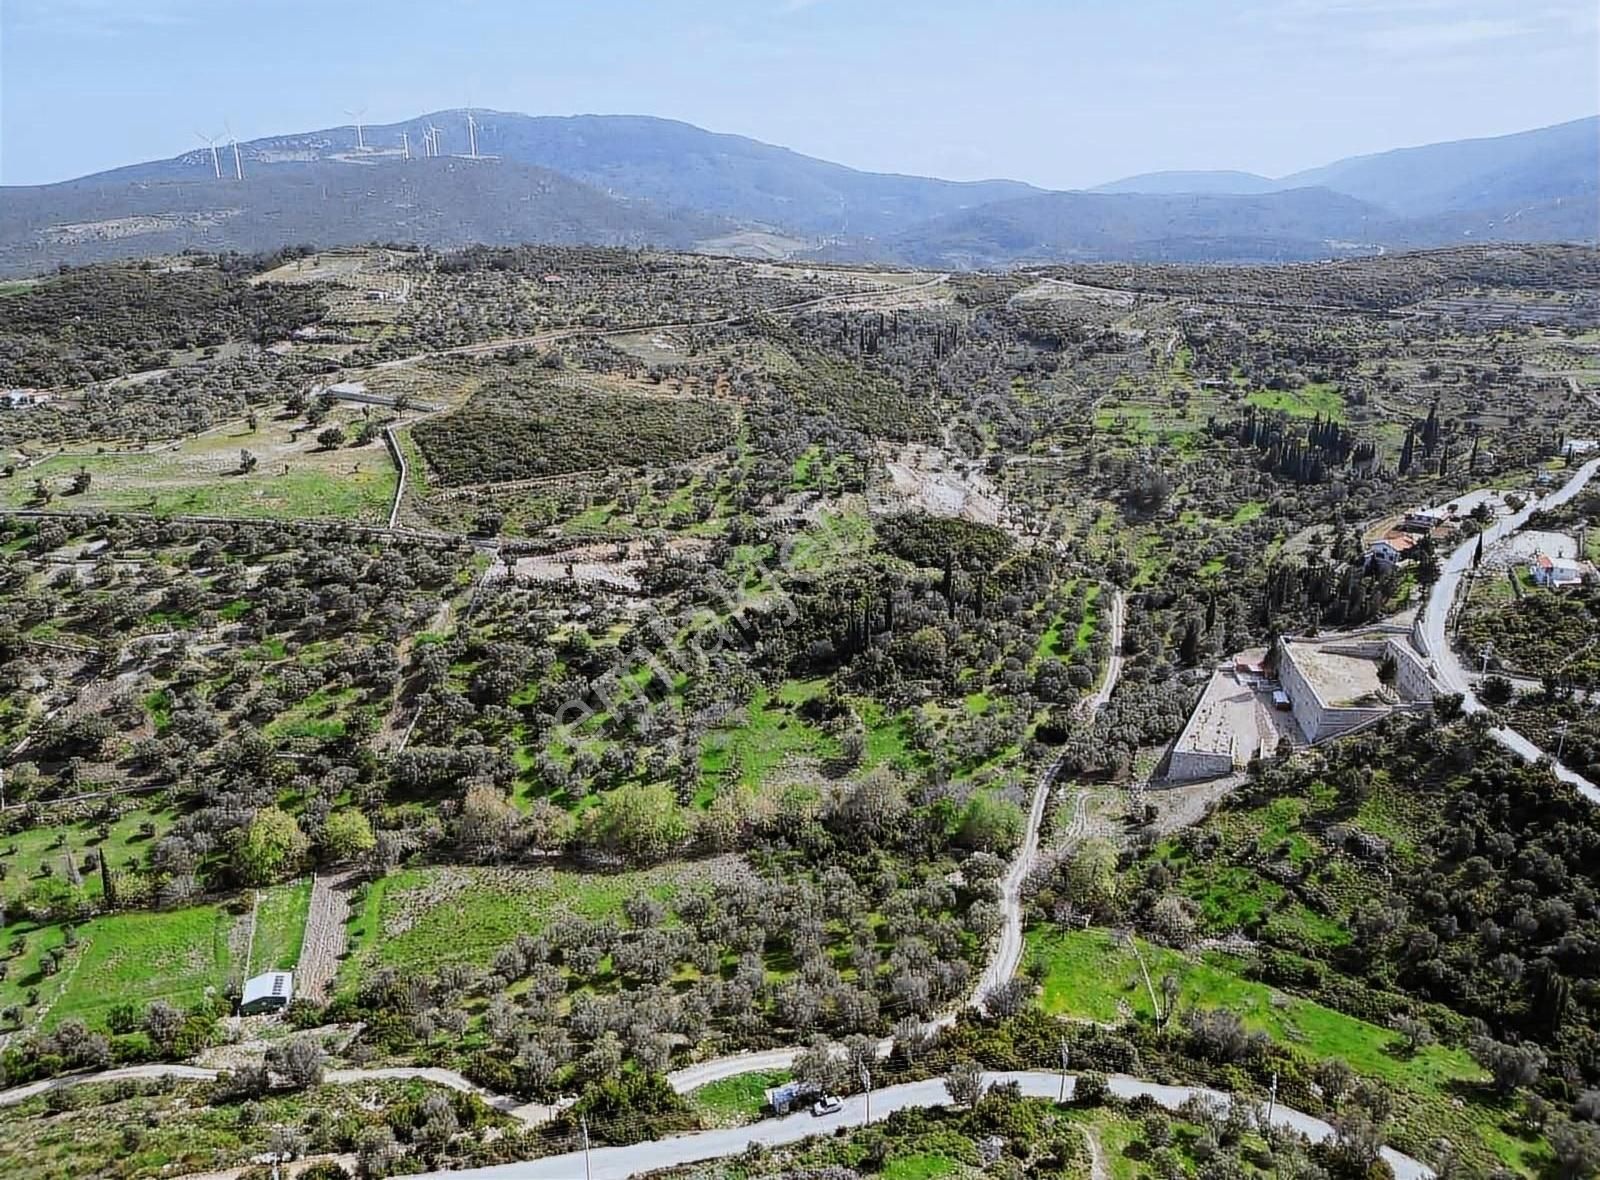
[[247, 880, 312, 975], [881, 1154, 963, 1180], [1, 905, 234, 1031], [1026, 928, 1481, 1094], [690, 1069, 791, 1123], [1230, 500, 1266, 525], [1245, 382, 1345, 421], [340, 863, 701, 985], [0, 805, 174, 905], [856, 696, 919, 771], [0, 412, 395, 522], [699, 678, 840, 795], [261, 686, 360, 741]]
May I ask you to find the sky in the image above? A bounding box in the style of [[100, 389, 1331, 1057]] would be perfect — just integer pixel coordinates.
[[1, 0, 1596, 188]]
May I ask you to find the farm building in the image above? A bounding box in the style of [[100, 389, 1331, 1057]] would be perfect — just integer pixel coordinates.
[[1166, 647, 1299, 782], [1167, 630, 1437, 781], [240, 970, 293, 1016]]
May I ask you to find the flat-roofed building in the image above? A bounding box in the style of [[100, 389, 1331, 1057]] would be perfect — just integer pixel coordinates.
[[240, 970, 293, 1016]]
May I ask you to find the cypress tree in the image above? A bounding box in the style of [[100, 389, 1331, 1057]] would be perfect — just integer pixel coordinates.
[[99, 849, 115, 907]]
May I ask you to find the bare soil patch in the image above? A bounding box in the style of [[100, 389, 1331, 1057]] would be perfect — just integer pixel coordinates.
[[879, 444, 1007, 526]]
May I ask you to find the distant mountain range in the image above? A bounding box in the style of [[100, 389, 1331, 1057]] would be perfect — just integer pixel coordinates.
[[1095, 118, 1599, 214], [0, 111, 1593, 275]]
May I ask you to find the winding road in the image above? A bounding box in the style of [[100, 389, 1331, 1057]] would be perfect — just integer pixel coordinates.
[[0, 587, 1147, 1175], [974, 589, 1125, 1011], [10, 1061, 1435, 1180], [409, 1070, 1429, 1180], [0, 583, 1436, 1179], [1420, 457, 1600, 802]]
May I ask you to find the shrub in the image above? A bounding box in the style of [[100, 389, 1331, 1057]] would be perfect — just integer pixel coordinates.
[[1073, 1071, 1109, 1106], [412, 379, 734, 486]]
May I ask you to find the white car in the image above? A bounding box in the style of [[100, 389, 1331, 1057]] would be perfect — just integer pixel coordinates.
[[811, 1095, 843, 1116]]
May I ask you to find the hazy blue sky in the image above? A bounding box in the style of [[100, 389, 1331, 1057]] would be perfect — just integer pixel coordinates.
[[2, 0, 1595, 187]]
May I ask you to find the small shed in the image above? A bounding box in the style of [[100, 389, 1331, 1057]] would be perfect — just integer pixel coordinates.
[[240, 971, 293, 1016]]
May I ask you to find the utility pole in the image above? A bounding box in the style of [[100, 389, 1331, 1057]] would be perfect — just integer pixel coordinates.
[[1479, 642, 1494, 675], [1556, 720, 1569, 761], [1267, 1071, 1278, 1127], [1058, 1038, 1071, 1103], [581, 1116, 592, 1180], [859, 1061, 872, 1127]]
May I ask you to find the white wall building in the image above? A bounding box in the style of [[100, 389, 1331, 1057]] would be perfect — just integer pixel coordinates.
[[1530, 553, 1589, 588]]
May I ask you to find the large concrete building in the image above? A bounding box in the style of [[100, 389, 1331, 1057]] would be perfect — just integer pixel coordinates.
[[1167, 667, 1265, 781], [1277, 633, 1433, 742], [1166, 630, 1435, 782]]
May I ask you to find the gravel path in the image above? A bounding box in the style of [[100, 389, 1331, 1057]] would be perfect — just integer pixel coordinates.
[[296, 869, 358, 1001], [973, 588, 1124, 1011], [1084, 590, 1126, 716]]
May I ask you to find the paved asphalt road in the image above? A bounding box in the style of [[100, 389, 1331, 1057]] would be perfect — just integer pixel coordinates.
[[408, 1071, 1431, 1180], [1421, 457, 1600, 802]]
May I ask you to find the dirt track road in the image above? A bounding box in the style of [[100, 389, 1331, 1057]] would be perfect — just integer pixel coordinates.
[[295, 870, 358, 1002], [973, 587, 1125, 1011]]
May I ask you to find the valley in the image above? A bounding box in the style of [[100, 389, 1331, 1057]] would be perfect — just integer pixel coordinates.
[[0, 239, 1598, 1180]]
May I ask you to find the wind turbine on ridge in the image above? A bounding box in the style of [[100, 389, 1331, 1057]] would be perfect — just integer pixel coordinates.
[[225, 121, 244, 180], [345, 107, 368, 152], [195, 130, 223, 179]]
